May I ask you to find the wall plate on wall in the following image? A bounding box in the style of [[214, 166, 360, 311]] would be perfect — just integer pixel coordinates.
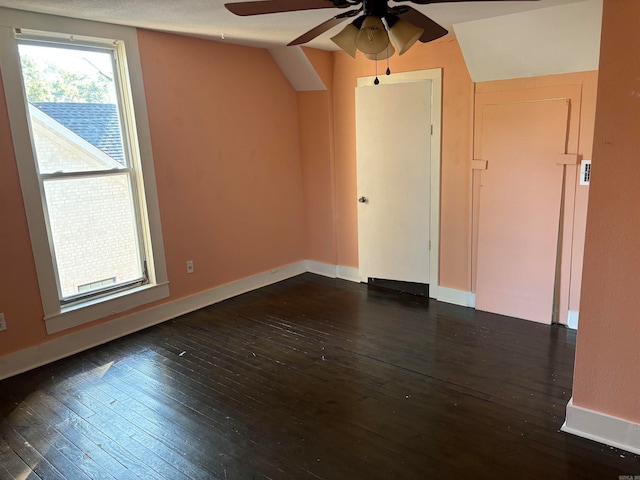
[[580, 159, 591, 186]]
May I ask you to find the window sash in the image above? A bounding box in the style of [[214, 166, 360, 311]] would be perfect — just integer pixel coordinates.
[[41, 169, 148, 305], [18, 37, 149, 305]]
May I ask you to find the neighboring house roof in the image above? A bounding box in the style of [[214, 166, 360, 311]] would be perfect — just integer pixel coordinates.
[[29, 104, 122, 172], [33, 102, 125, 165]]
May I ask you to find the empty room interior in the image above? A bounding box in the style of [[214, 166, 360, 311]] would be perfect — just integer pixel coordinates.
[[0, 0, 639, 478]]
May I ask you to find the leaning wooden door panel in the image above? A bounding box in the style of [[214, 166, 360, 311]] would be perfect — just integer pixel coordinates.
[[475, 99, 569, 324]]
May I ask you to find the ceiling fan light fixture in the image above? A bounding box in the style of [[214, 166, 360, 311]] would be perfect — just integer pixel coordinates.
[[331, 23, 359, 58], [365, 41, 395, 61], [355, 16, 389, 55], [388, 18, 424, 55]]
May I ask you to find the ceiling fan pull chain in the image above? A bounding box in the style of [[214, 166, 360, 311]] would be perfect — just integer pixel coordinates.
[[374, 57, 380, 85], [386, 44, 391, 76]]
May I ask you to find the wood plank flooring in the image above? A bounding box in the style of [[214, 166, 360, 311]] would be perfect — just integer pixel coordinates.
[[1, 273, 638, 479]]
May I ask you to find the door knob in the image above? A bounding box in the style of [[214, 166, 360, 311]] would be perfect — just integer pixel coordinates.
[[358, 196, 368, 203]]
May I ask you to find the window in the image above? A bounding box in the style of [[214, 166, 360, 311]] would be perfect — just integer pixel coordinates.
[[19, 39, 147, 304], [0, 12, 169, 334]]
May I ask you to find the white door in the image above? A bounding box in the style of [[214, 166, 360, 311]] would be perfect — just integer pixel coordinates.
[[355, 81, 431, 284]]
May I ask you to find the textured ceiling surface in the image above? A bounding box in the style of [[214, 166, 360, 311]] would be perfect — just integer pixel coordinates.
[[0, 0, 584, 50]]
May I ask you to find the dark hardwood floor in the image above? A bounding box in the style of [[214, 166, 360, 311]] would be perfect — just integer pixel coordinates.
[[1, 273, 638, 479]]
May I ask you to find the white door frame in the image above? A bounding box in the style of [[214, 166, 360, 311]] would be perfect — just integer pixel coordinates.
[[357, 69, 442, 298]]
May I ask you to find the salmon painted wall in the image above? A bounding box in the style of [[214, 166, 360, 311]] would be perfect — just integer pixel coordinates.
[[330, 35, 597, 304], [0, 73, 45, 357], [572, 0, 640, 423], [331, 37, 474, 290], [298, 91, 335, 263], [138, 31, 305, 295], [0, 30, 305, 356], [298, 48, 337, 264], [474, 72, 598, 323]]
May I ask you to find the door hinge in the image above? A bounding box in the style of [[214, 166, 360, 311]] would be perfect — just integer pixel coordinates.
[[429, 240, 432, 250], [430, 124, 433, 135]]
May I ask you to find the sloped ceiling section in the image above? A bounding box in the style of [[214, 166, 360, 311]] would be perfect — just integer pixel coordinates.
[[269, 46, 326, 92], [453, 0, 602, 82]]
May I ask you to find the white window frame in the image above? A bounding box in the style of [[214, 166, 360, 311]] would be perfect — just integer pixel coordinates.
[[0, 9, 169, 335]]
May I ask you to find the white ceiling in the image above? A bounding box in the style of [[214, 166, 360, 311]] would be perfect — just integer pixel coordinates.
[[455, 0, 602, 81], [0, 0, 585, 51]]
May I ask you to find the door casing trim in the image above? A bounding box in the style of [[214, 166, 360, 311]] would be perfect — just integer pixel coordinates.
[[357, 69, 442, 298]]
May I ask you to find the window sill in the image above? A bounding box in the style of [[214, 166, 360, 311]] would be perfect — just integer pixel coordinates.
[[44, 282, 170, 334]]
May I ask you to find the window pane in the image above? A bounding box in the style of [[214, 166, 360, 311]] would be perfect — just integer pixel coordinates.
[[43, 174, 143, 299], [18, 43, 126, 174]]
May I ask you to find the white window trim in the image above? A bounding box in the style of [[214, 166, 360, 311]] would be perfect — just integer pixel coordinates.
[[0, 8, 169, 334]]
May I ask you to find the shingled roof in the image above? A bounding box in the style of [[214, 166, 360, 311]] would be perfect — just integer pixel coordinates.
[[33, 102, 125, 165]]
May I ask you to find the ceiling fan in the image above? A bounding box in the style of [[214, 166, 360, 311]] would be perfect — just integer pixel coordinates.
[[225, 0, 538, 60]]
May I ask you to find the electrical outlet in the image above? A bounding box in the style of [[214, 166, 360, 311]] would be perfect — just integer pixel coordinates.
[[186, 260, 194, 274], [0, 313, 6, 332]]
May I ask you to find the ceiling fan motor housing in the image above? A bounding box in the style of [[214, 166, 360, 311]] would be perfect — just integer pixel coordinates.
[[361, 0, 389, 18]]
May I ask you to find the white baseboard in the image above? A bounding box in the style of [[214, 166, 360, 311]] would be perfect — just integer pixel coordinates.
[[305, 260, 338, 278], [0, 261, 307, 381], [436, 286, 476, 308], [567, 310, 579, 330], [337, 265, 360, 283], [304, 260, 360, 283], [562, 397, 640, 455], [0, 260, 365, 380]]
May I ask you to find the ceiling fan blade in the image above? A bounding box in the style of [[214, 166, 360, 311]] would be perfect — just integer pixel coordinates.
[[393, 0, 537, 4], [225, 0, 347, 16], [393, 6, 448, 43], [288, 9, 360, 46]]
